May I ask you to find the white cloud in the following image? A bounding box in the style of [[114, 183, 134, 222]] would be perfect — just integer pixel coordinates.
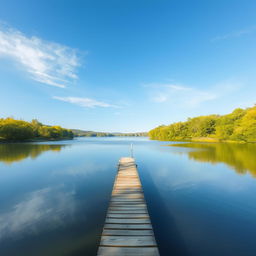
[[0, 26, 80, 87], [53, 96, 117, 108], [153, 93, 168, 103], [144, 82, 191, 91], [187, 91, 217, 106], [212, 25, 256, 41], [165, 84, 192, 91], [148, 82, 217, 107]]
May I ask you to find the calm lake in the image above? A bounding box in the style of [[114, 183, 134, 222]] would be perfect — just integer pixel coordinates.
[[1, 137, 256, 256]]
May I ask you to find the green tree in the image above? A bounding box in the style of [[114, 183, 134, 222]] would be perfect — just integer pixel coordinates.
[[0, 118, 34, 140]]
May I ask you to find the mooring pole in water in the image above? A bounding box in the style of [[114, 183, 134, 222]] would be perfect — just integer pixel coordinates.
[[130, 143, 133, 158]]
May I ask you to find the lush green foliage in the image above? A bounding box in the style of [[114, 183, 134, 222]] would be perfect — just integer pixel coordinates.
[[149, 106, 256, 142], [0, 118, 74, 141]]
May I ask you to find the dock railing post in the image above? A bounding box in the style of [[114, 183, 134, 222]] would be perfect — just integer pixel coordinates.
[[130, 143, 133, 158]]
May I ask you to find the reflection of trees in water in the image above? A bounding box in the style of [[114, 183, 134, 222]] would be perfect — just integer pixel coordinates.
[[172, 143, 256, 177], [0, 144, 66, 164]]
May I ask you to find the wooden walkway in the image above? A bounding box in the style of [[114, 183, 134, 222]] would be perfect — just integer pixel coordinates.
[[97, 157, 159, 256]]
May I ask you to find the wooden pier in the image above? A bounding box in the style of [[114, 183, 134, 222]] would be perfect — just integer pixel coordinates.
[[97, 157, 159, 256]]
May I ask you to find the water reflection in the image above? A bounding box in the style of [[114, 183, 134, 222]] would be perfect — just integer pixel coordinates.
[[171, 143, 256, 177], [2, 138, 256, 256], [0, 143, 66, 164], [0, 186, 76, 241]]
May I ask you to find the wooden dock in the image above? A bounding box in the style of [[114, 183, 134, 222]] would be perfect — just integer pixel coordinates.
[[97, 157, 159, 256]]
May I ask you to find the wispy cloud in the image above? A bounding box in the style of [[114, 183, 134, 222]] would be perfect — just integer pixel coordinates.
[[165, 84, 192, 91], [153, 94, 168, 103], [144, 82, 191, 90], [147, 80, 244, 108], [212, 25, 256, 41], [147, 82, 218, 107], [53, 96, 118, 108], [0, 25, 80, 87]]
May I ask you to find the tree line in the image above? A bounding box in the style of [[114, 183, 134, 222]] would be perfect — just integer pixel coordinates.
[[71, 129, 147, 137], [149, 105, 256, 142], [0, 118, 74, 141], [71, 129, 115, 137]]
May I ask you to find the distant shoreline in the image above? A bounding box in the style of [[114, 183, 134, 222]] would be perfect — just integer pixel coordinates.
[[150, 137, 254, 144], [0, 137, 74, 144], [0, 135, 149, 143]]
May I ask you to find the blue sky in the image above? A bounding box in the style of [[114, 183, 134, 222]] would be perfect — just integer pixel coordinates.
[[0, 0, 256, 132]]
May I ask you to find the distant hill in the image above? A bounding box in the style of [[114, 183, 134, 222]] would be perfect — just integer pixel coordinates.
[[71, 129, 148, 137]]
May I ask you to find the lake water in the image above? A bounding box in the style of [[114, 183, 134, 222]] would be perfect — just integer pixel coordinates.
[[1, 137, 256, 256]]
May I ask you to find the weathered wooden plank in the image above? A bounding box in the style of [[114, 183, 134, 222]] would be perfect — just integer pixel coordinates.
[[109, 203, 146, 206], [98, 247, 160, 256], [112, 193, 144, 197], [108, 210, 148, 214], [110, 201, 146, 205], [117, 174, 138, 176], [102, 229, 154, 236], [112, 194, 143, 199], [116, 178, 139, 180], [115, 177, 139, 179], [112, 197, 144, 200], [111, 197, 144, 201], [100, 236, 157, 247], [110, 203, 147, 207], [112, 191, 143, 195], [114, 178, 140, 180], [105, 218, 151, 224], [116, 176, 138, 178], [116, 178, 139, 182], [104, 224, 153, 230], [112, 190, 143, 194], [114, 183, 140, 185], [112, 196, 143, 200], [107, 213, 149, 218], [114, 185, 142, 188], [114, 185, 141, 188], [114, 183, 141, 186], [115, 182, 140, 184], [111, 198, 144, 202], [116, 181, 140, 183], [108, 207, 147, 211]]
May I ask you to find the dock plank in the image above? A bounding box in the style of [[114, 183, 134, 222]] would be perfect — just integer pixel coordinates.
[[105, 218, 151, 224], [104, 223, 153, 230], [100, 236, 157, 247], [98, 247, 160, 256], [102, 229, 154, 236], [107, 213, 149, 218], [108, 210, 148, 214]]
